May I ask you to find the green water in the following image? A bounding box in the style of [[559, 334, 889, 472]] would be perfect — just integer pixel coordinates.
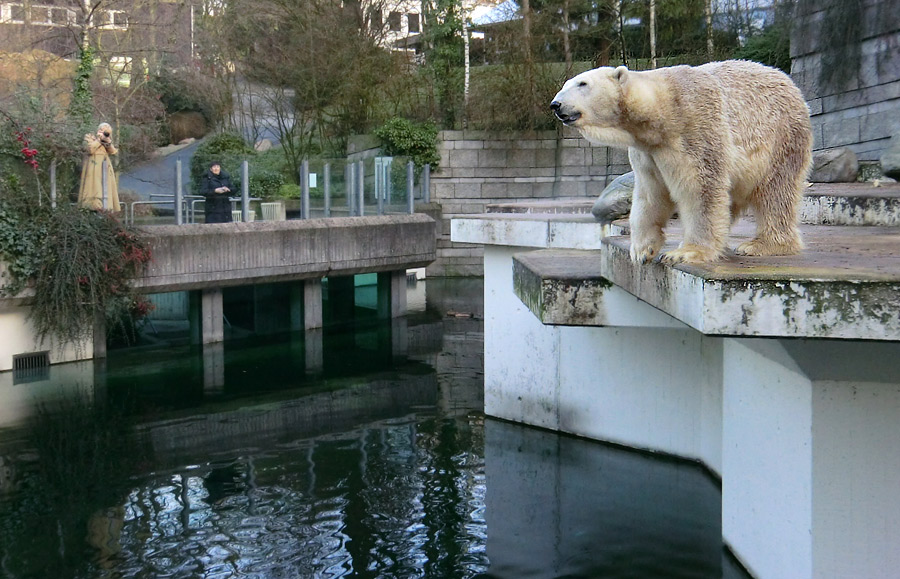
[[0, 279, 747, 578]]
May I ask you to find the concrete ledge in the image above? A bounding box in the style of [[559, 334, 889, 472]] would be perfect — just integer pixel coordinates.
[[513, 249, 609, 325], [600, 227, 900, 340], [451, 213, 606, 249], [801, 183, 900, 226], [512, 249, 683, 328], [509, 221, 900, 341], [137, 214, 436, 292]]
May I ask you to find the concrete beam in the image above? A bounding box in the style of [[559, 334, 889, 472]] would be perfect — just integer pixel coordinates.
[[135, 214, 435, 293], [600, 223, 900, 341], [452, 212, 606, 250]]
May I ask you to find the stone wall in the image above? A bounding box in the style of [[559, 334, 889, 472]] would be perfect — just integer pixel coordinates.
[[427, 129, 629, 277], [791, 0, 900, 162]]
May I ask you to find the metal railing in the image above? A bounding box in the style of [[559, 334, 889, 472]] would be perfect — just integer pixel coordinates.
[[44, 155, 433, 226]]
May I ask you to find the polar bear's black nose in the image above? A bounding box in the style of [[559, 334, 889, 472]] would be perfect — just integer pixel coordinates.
[[550, 100, 561, 112]]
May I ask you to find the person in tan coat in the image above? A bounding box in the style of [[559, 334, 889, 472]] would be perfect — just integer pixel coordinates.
[[78, 122, 120, 211]]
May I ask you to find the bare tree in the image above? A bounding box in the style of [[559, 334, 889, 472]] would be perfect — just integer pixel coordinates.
[[649, 0, 658, 68], [201, 0, 402, 175]]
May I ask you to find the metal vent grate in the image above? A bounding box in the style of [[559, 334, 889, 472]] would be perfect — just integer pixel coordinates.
[[12, 351, 50, 384]]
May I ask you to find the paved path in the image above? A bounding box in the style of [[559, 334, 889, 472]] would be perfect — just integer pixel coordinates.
[[119, 141, 201, 200]]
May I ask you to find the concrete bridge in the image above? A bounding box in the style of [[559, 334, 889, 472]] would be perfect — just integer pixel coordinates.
[[0, 214, 436, 371], [452, 182, 900, 579]]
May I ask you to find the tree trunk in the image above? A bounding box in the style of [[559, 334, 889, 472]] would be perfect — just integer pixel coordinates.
[[649, 0, 657, 69], [521, 0, 537, 128], [562, 0, 572, 72]]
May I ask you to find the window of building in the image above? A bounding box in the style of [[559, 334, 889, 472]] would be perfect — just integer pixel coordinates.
[[3, 3, 26, 23], [407, 13, 419, 33], [51, 7, 72, 25], [31, 6, 52, 25], [98, 9, 127, 30], [388, 11, 401, 32]]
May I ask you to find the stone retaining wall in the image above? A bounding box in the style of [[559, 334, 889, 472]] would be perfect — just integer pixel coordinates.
[[791, 0, 900, 162], [428, 129, 629, 276]]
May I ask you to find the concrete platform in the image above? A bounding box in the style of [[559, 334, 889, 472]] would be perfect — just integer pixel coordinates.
[[513, 221, 900, 340], [452, 187, 900, 579], [482, 181, 900, 226]]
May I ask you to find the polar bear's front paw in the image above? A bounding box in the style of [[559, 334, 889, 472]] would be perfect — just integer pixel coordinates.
[[660, 244, 721, 265], [734, 237, 803, 257], [630, 241, 662, 264]]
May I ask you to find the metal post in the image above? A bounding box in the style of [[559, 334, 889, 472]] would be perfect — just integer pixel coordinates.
[[175, 159, 183, 224], [301, 159, 310, 219], [356, 160, 365, 216], [241, 160, 249, 223], [376, 164, 384, 216], [324, 163, 331, 218], [422, 164, 431, 203], [101, 158, 109, 210], [385, 160, 392, 206], [50, 159, 57, 209], [405, 161, 414, 214], [346, 162, 355, 216]]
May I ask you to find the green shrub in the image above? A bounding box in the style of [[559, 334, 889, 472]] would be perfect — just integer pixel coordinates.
[[374, 118, 439, 170], [249, 169, 285, 199], [0, 178, 153, 350], [276, 183, 302, 199], [732, 25, 791, 73]]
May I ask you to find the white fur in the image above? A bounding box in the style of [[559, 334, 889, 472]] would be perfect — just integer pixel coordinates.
[[552, 61, 813, 264]]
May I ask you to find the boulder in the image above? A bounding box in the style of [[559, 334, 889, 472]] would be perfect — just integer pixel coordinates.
[[881, 134, 900, 180], [592, 171, 634, 224], [809, 147, 858, 183]]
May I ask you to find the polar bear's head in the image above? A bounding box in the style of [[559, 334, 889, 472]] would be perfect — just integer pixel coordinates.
[[551, 66, 654, 147]]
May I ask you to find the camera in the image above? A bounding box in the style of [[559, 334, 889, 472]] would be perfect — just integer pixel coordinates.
[[103, 131, 111, 138]]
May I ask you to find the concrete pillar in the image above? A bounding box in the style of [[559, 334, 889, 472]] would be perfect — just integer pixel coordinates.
[[202, 341, 225, 395], [304, 279, 323, 330], [93, 312, 107, 359], [377, 270, 407, 319], [201, 288, 224, 344], [722, 338, 900, 579]]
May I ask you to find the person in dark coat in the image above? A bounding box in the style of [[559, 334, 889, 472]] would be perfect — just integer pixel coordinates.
[[200, 161, 235, 223]]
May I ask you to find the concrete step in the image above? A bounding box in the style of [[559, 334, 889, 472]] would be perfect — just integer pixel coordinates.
[[484, 183, 900, 227], [801, 182, 900, 226], [511, 220, 900, 341]]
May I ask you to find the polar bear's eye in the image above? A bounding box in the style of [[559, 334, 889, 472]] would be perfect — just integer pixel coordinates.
[[578, 81, 588, 87]]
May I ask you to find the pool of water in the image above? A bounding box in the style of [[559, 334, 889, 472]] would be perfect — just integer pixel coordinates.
[[0, 278, 748, 579]]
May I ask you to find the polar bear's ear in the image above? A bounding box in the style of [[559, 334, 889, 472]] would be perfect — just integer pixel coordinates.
[[614, 66, 628, 83]]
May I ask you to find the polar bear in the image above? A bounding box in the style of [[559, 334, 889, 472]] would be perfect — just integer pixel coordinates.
[[551, 60, 812, 264]]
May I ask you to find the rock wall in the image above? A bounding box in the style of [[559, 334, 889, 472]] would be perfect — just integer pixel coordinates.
[[791, 0, 900, 162], [428, 130, 629, 277]]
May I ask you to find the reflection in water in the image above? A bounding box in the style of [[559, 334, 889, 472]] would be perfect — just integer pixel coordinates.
[[0, 279, 746, 578]]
